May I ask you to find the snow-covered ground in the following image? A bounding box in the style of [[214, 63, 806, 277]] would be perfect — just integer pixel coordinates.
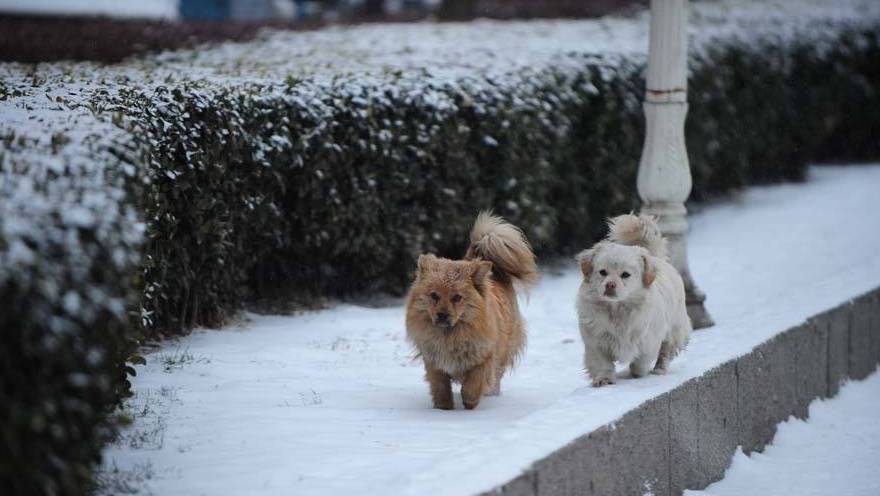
[[99, 164, 880, 495], [686, 368, 880, 496]]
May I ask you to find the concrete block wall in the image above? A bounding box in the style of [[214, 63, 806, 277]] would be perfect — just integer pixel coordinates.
[[481, 288, 880, 496]]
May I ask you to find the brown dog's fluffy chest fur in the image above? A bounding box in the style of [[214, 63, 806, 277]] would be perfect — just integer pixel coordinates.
[[406, 282, 518, 381]]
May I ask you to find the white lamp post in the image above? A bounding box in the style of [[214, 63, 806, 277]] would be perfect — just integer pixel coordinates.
[[637, 0, 713, 329]]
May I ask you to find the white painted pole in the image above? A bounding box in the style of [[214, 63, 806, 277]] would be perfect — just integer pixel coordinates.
[[637, 0, 713, 329]]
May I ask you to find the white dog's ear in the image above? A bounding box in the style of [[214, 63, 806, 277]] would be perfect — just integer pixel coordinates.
[[642, 254, 657, 287], [417, 254, 436, 278], [575, 248, 596, 278]]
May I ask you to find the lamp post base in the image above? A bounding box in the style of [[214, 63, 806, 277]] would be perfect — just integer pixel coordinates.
[[685, 282, 714, 330], [641, 201, 714, 330]]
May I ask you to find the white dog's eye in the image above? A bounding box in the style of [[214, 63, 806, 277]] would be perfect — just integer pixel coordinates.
[[599, 269, 608, 276], [621, 272, 631, 279]]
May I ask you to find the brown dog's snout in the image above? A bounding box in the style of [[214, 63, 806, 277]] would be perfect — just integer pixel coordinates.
[[435, 310, 451, 325]]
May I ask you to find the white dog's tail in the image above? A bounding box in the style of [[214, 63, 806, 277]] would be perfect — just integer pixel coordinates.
[[466, 211, 538, 287], [607, 213, 668, 259]]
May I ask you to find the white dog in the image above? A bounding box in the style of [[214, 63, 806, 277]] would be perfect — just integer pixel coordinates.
[[575, 214, 691, 387]]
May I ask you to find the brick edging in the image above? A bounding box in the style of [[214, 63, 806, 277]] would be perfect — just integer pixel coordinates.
[[483, 288, 880, 496]]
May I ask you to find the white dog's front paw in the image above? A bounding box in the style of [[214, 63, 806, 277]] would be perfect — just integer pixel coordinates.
[[651, 366, 668, 375], [591, 377, 615, 387]]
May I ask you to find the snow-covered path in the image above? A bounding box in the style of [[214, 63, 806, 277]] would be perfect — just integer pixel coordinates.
[[686, 369, 880, 496], [101, 165, 880, 496]]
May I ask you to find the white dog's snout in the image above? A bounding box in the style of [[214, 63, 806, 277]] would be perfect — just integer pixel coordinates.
[[603, 278, 618, 296]]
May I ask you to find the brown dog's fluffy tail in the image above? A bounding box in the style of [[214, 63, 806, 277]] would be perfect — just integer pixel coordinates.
[[465, 211, 538, 287], [607, 213, 668, 259]]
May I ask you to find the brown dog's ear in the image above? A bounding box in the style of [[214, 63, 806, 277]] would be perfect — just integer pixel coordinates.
[[642, 254, 657, 287], [471, 260, 493, 291], [417, 254, 436, 278], [575, 248, 596, 278]]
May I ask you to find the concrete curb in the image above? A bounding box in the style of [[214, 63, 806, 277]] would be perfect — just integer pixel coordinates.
[[482, 288, 880, 496]]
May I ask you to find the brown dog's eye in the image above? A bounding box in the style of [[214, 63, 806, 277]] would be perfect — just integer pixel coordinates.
[[451, 294, 462, 304], [429, 292, 440, 301], [599, 269, 608, 276], [621, 272, 631, 279]]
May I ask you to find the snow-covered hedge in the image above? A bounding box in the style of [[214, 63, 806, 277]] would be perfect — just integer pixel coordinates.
[[0, 132, 143, 494], [687, 24, 880, 193], [123, 66, 582, 331], [122, 21, 880, 333]]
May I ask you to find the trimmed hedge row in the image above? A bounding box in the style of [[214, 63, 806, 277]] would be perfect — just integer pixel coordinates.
[[124, 22, 880, 334], [0, 139, 143, 494], [686, 24, 880, 196], [124, 69, 578, 331]]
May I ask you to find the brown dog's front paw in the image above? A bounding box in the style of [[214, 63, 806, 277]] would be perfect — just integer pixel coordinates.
[[591, 377, 615, 387], [433, 399, 454, 410], [461, 392, 481, 410]]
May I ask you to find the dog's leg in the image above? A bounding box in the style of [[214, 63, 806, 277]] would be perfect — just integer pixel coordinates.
[[483, 363, 501, 396], [585, 344, 616, 387], [632, 337, 664, 378], [461, 360, 492, 409], [425, 364, 454, 410], [652, 341, 672, 375], [629, 354, 654, 378]]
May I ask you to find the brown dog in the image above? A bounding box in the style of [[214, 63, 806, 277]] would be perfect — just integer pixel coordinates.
[[405, 212, 538, 410]]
